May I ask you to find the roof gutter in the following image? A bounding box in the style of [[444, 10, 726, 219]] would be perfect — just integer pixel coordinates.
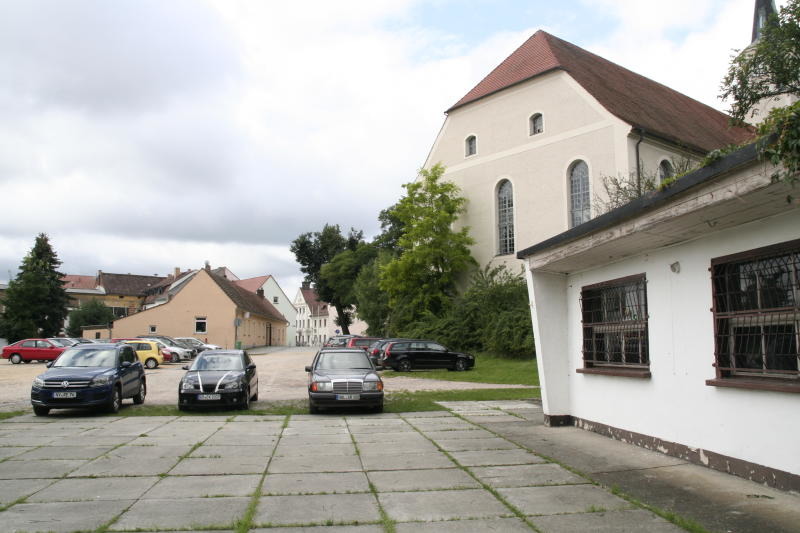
[[635, 128, 645, 194]]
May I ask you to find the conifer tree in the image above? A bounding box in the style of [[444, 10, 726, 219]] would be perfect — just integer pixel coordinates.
[[0, 234, 70, 342]]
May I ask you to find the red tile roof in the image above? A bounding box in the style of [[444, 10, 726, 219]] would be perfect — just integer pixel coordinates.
[[62, 275, 97, 290], [448, 31, 754, 153], [208, 271, 287, 323], [300, 287, 328, 317], [233, 275, 271, 293], [98, 272, 165, 296]]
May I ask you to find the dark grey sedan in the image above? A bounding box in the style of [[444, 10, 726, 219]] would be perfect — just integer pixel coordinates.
[[178, 350, 258, 411], [305, 348, 384, 414]]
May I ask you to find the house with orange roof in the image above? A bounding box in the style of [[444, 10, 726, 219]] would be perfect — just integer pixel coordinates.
[[423, 29, 753, 272]]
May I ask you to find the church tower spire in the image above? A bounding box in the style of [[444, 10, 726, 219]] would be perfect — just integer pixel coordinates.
[[752, 0, 777, 43]]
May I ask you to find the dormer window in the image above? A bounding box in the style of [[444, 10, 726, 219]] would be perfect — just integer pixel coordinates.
[[465, 135, 477, 157], [658, 160, 675, 183], [530, 113, 544, 135]]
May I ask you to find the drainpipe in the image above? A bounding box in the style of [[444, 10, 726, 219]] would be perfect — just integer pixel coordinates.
[[635, 128, 645, 195]]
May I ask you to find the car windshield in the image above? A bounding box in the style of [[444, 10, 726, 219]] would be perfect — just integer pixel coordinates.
[[48, 339, 72, 347], [54, 348, 117, 367], [317, 352, 372, 370], [190, 354, 243, 371]]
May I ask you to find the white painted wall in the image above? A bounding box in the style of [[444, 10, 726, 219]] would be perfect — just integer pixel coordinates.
[[533, 208, 800, 475], [259, 277, 296, 346]]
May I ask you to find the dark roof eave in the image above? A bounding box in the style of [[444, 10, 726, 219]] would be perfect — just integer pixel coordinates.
[[516, 141, 762, 260], [445, 66, 564, 114]]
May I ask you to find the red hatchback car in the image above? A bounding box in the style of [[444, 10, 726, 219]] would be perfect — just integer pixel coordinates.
[[2, 339, 66, 364]]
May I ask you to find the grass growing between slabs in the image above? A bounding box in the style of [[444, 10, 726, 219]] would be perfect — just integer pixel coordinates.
[[381, 352, 539, 386]]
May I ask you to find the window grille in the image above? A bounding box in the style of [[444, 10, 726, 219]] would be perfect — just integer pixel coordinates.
[[465, 135, 477, 157], [580, 275, 649, 369], [530, 113, 543, 135], [497, 180, 514, 255], [711, 240, 800, 380], [569, 160, 590, 228]]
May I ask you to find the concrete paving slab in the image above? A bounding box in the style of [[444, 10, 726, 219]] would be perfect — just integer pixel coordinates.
[[29, 475, 159, 502], [352, 431, 431, 444], [127, 435, 207, 446], [142, 474, 261, 498], [282, 425, 350, 436], [435, 437, 519, 452], [461, 414, 527, 424], [478, 401, 540, 410], [107, 443, 193, 459], [280, 433, 354, 446], [361, 452, 454, 471], [0, 435, 60, 446], [268, 454, 364, 473], [232, 414, 285, 422], [420, 429, 495, 441], [262, 471, 370, 495], [2, 499, 132, 533], [254, 493, 381, 526], [470, 463, 587, 488], [346, 416, 405, 426], [190, 444, 273, 458], [449, 449, 547, 467], [0, 446, 34, 459], [0, 458, 86, 479], [357, 440, 439, 456], [498, 485, 633, 516], [169, 456, 268, 475], [400, 411, 452, 418], [173, 416, 231, 422], [531, 509, 685, 532], [379, 489, 511, 522], [253, 526, 383, 533], [204, 432, 278, 445], [407, 419, 477, 431], [273, 442, 357, 457], [215, 421, 284, 434], [394, 517, 534, 532], [0, 478, 55, 505], [347, 424, 416, 434], [367, 467, 480, 492], [68, 456, 177, 477], [288, 418, 348, 428], [16, 444, 116, 460], [112, 496, 250, 531]]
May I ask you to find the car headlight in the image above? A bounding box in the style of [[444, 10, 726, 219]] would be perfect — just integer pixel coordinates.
[[222, 380, 241, 391], [32, 377, 44, 389], [181, 377, 198, 390], [91, 375, 112, 387], [311, 380, 332, 392], [363, 380, 383, 392]]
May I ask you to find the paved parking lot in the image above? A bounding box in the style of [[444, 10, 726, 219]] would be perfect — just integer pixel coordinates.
[[0, 401, 686, 533]]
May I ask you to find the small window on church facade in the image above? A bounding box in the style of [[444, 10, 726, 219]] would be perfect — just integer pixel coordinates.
[[465, 135, 477, 157], [569, 160, 590, 228], [658, 160, 674, 183], [497, 180, 514, 255], [530, 113, 544, 135]]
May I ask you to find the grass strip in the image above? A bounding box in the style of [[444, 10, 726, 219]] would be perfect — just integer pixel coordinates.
[[382, 353, 539, 386]]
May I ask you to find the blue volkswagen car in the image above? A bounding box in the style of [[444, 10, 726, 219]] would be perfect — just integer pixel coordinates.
[[30, 343, 146, 416]]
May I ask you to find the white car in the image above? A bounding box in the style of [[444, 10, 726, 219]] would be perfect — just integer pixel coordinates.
[[175, 337, 220, 353]]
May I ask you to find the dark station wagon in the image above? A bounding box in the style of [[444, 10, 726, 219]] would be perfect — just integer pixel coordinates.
[[380, 340, 475, 372]]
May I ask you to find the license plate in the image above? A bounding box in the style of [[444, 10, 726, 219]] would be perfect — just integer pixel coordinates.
[[198, 394, 221, 401], [336, 394, 360, 400], [53, 391, 76, 399]]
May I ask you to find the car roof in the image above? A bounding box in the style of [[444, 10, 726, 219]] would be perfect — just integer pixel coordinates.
[[199, 349, 245, 356], [68, 343, 120, 349]]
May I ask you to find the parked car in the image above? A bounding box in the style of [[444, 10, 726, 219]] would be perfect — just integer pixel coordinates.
[[323, 335, 358, 347], [137, 335, 194, 360], [175, 337, 221, 353], [346, 336, 381, 351], [178, 349, 258, 411], [47, 338, 80, 347], [305, 348, 384, 414], [122, 340, 165, 369], [30, 343, 146, 416], [2, 339, 66, 364], [380, 340, 475, 372]]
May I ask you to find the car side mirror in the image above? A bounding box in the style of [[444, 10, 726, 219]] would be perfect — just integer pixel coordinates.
[[247, 364, 256, 371], [46, 362, 53, 368], [182, 365, 189, 370], [121, 361, 132, 368], [304, 366, 312, 372]]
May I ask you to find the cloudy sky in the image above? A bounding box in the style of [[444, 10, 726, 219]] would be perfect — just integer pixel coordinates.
[[0, 0, 777, 292]]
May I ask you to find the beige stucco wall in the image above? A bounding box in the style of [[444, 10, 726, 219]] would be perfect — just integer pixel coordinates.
[[111, 269, 286, 349], [424, 70, 691, 271]]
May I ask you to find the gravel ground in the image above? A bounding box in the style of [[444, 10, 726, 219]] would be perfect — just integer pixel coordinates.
[[0, 346, 533, 412]]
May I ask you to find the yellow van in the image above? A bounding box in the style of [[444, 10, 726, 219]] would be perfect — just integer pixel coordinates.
[[123, 340, 164, 369]]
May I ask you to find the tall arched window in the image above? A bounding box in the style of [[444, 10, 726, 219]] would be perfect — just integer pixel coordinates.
[[497, 180, 514, 255], [530, 113, 543, 135], [658, 159, 674, 183], [465, 135, 477, 156], [569, 160, 590, 228]]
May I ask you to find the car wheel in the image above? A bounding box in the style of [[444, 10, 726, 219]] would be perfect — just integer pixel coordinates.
[[309, 401, 319, 414], [106, 386, 121, 414], [398, 359, 412, 372], [23, 359, 31, 364], [374, 402, 384, 414], [252, 386, 258, 401], [133, 381, 146, 404], [454, 358, 467, 371], [240, 387, 250, 410], [10, 353, 22, 364], [144, 358, 157, 369], [33, 405, 50, 416]]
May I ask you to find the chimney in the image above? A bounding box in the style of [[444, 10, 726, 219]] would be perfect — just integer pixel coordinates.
[[204, 261, 211, 272], [301, 281, 310, 289], [256, 288, 265, 299], [173, 267, 180, 279]]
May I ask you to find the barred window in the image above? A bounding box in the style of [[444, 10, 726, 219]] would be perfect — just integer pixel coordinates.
[[465, 135, 477, 157], [497, 180, 514, 255], [711, 240, 799, 387], [580, 274, 649, 376], [569, 160, 590, 228], [530, 113, 543, 135]]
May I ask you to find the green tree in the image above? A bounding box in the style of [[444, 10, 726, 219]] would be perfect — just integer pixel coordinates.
[[290, 224, 363, 334], [0, 234, 70, 342], [380, 163, 476, 322], [66, 299, 116, 337], [352, 251, 393, 335]]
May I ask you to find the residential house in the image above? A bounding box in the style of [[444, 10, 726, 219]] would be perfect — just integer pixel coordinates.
[[63, 272, 165, 317], [234, 275, 298, 346], [293, 282, 367, 346], [423, 30, 752, 273], [141, 268, 196, 309], [108, 265, 288, 349], [518, 142, 799, 490]]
